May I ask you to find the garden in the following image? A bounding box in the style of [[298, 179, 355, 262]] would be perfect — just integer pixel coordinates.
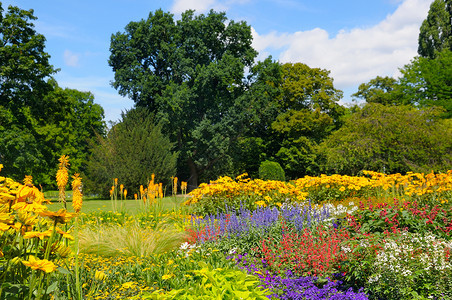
[[1, 156, 452, 299]]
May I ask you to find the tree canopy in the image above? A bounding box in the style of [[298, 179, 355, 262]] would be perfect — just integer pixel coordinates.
[[0, 4, 105, 186], [318, 103, 452, 175], [418, 0, 452, 58], [109, 9, 257, 188], [84, 107, 177, 197]]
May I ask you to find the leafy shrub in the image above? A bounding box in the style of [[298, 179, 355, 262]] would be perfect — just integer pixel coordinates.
[[259, 160, 285, 181], [84, 107, 178, 197], [142, 262, 270, 299]]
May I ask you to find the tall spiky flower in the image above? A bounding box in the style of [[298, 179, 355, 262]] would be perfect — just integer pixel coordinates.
[[56, 155, 70, 206], [23, 175, 33, 186], [173, 177, 178, 196], [71, 173, 83, 213]]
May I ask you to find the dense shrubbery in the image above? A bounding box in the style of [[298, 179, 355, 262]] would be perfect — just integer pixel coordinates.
[[83, 107, 178, 197], [259, 160, 286, 181]]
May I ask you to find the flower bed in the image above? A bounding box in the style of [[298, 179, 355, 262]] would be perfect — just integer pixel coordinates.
[[1, 161, 452, 299]]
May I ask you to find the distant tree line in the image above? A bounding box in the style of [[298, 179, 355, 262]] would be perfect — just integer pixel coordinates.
[[1, 1, 451, 195]]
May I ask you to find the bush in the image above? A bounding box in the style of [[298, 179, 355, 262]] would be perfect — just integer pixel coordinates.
[[83, 107, 178, 197], [259, 160, 285, 181]]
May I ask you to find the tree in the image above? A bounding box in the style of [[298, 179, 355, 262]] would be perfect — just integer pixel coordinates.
[[84, 107, 177, 197], [398, 49, 452, 117], [0, 3, 56, 183], [269, 63, 344, 178], [352, 76, 405, 105], [37, 80, 106, 178], [418, 0, 452, 58], [318, 103, 452, 175], [230, 57, 283, 178], [109, 9, 257, 188], [0, 4, 105, 185]]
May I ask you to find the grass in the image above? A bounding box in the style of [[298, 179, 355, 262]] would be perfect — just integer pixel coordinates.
[[46, 195, 189, 214], [79, 221, 188, 257]]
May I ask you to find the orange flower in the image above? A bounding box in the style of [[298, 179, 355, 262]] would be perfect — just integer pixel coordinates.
[[22, 256, 57, 273], [40, 209, 75, 224], [71, 173, 83, 213], [23, 230, 52, 240], [55, 227, 74, 240]]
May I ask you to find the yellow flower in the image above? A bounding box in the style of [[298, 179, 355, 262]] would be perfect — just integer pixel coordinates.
[[71, 173, 83, 213], [162, 274, 174, 280], [23, 230, 52, 240], [40, 209, 75, 224], [255, 200, 266, 207], [55, 227, 74, 240], [56, 168, 68, 190], [121, 282, 135, 289], [23, 175, 33, 186], [0, 223, 10, 231], [11, 201, 47, 213], [95, 270, 107, 281], [22, 256, 57, 273]]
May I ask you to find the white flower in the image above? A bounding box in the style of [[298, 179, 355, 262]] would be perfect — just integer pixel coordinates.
[[179, 242, 190, 250]]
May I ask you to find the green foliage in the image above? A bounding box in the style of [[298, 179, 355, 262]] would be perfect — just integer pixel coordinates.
[[318, 103, 452, 175], [0, 3, 55, 183], [0, 4, 105, 186], [418, 0, 452, 58], [142, 262, 270, 299], [269, 63, 345, 179], [258, 160, 285, 181], [84, 107, 177, 197], [399, 49, 452, 118], [109, 9, 257, 187], [352, 76, 405, 105]]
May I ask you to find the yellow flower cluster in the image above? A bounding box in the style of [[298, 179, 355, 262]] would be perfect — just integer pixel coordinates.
[[185, 170, 452, 208], [72, 173, 83, 213], [0, 168, 75, 284], [184, 173, 307, 207]]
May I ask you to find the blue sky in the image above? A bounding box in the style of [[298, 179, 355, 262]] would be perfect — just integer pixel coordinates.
[[2, 0, 433, 123]]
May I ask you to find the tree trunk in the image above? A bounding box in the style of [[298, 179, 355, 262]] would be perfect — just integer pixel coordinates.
[[187, 156, 198, 192]]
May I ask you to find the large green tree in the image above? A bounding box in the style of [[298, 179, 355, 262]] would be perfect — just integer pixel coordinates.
[[352, 76, 405, 105], [0, 3, 56, 182], [0, 3, 105, 185], [84, 107, 177, 197], [418, 0, 452, 58], [353, 49, 452, 118], [269, 63, 344, 179], [398, 49, 452, 117], [318, 103, 452, 175], [109, 9, 257, 188]]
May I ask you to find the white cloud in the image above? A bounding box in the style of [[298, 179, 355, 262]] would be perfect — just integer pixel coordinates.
[[170, 0, 251, 14], [63, 50, 80, 67], [252, 0, 432, 90], [171, 0, 219, 14]]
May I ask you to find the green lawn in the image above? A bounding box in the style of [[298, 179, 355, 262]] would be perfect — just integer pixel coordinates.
[[46, 196, 189, 215]]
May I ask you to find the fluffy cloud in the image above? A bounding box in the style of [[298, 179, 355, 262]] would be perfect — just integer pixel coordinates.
[[171, 0, 250, 14], [252, 0, 432, 89], [171, 0, 223, 14], [63, 50, 80, 67]]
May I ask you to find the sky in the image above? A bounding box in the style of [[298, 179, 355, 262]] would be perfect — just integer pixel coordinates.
[[2, 0, 434, 123]]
